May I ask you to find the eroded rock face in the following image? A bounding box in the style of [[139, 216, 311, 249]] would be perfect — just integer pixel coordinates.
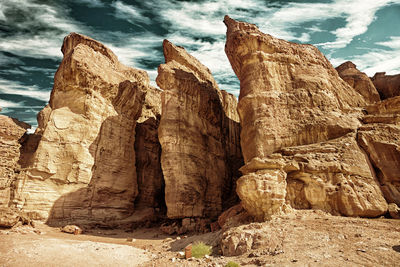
[[11, 33, 148, 222], [283, 134, 387, 217], [358, 96, 400, 206], [0, 115, 29, 207], [134, 86, 164, 210], [336, 61, 380, 104], [371, 72, 400, 99], [223, 16, 385, 220], [157, 40, 242, 219]]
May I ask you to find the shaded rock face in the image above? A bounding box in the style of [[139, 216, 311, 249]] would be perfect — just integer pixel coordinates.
[[11, 33, 148, 222], [223, 16, 387, 220], [134, 86, 164, 210], [0, 116, 29, 207], [358, 96, 400, 207], [157, 40, 242, 219], [336, 61, 380, 104], [371, 72, 400, 99]]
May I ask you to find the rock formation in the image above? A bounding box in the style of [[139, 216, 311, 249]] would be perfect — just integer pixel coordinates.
[[223, 16, 387, 220], [134, 86, 164, 210], [371, 72, 400, 99], [0, 115, 29, 207], [358, 96, 400, 206], [336, 61, 380, 103], [156, 40, 242, 219], [11, 33, 149, 222]]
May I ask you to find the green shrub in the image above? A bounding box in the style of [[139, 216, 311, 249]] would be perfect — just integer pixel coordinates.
[[191, 241, 212, 258], [225, 261, 241, 267]]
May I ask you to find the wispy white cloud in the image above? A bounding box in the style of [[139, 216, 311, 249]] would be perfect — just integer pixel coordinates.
[[377, 36, 400, 49], [73, 0, 104, 8], [0, 99, 22, 108], [112, 1, 151, 25], [0, 79, 50, 102]]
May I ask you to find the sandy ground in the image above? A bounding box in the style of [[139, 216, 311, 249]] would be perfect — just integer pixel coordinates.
[[1, 211, 400, 267]]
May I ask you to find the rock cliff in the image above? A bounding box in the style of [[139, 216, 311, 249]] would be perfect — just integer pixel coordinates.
[[371, 72, 400, 99], [134, 86, 164, 210], [0, 115, 29, 207], [156, 40, 242, 219], [336, 61, 380, 103], [11, 33, 149, 222], [358, 96, 400, 206], [224, 16, 387, 220]]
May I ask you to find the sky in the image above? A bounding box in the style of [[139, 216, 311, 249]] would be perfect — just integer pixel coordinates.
[[0, 0, 400, 129]]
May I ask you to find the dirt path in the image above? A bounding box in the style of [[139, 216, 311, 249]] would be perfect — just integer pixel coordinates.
[[1, 211, 400, 267]]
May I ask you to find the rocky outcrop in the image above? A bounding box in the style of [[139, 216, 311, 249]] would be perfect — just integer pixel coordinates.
[[223, 16, 386, 220], [11, 33, 148, 222], [336, 61, 380, 103], [0, 115, 29, 207], [284, 134, 387, 217], [134, 86, 164, 210], [358, 96, 400, 207], [157, 40, 242, 219], [371, 72, 400, 99]]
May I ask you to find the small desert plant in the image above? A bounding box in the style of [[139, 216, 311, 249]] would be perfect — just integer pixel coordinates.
[[191, 241, 212, 258], [225, 261, 241, 267]]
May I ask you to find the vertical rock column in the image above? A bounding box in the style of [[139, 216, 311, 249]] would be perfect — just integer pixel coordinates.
[[12, 33, 148, 222], [223, 16, 366, 220], [157, 40, 242, 219]]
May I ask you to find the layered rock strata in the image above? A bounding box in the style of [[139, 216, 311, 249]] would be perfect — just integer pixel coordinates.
[[157, 40, 242, 219], [371, 72, 400, 99], [0, 115, 29, 207], [11, 33, 148, 222], [336, 61, 380, 104], [358, 96, 400, 206], [223, 16, 386, 220]]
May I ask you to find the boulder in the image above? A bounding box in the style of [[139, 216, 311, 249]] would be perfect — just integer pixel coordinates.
[[221, 222, 283, 256], [156, 40, 242, 219], [11, 33, 148, 223], [371, 72, 400, 99], [336, 61, 380, 103]]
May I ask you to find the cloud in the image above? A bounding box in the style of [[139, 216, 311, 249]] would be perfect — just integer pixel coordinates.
[[112, 1, 151, 25], [0, 79, 51, 102], [377, 36, 400, 49], [73, 0, 104, 8], [0, 99, 22, 108]]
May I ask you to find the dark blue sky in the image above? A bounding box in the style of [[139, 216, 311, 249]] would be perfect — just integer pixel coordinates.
[[1, 0, 400, 130]]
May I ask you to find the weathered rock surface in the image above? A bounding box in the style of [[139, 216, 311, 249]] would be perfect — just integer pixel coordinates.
[[371, 72, 400, 99], [0, 207, 33, 228], [336, 61, 380, 103], [157, 40, 242, 219], [283, 134, 387, 217], [358, 96, 400, 207], [223, 16, 386, 220], [134, 86, 164, 210], [11, 33, 148, 222], [221, 222, 283, 256], [0, 115, 29, 207]]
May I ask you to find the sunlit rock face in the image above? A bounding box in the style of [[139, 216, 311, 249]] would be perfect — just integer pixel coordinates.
[[224, 16, 387, 220], [157, 40, 242, 219], [358, 96, 400, 207], [0, 115, 29, 208], [11, 33, 149, 222], [336, 61, 380, 104]]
